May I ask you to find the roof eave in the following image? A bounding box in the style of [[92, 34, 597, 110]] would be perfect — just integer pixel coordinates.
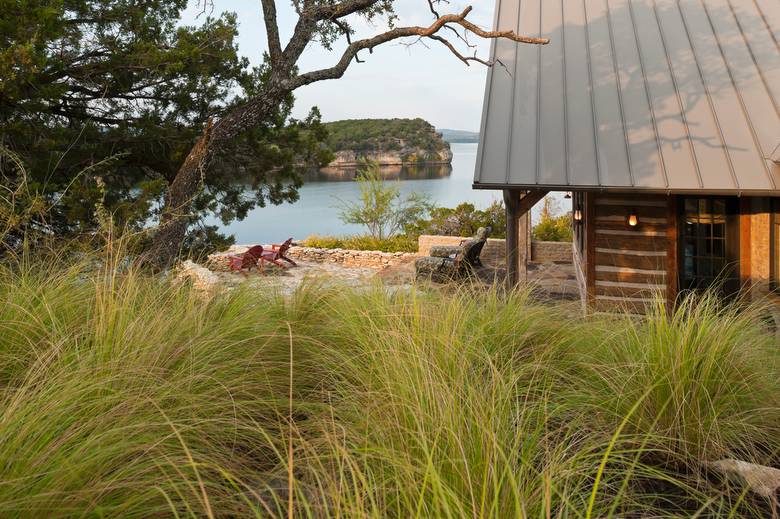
[[472, 182, 780, 197]]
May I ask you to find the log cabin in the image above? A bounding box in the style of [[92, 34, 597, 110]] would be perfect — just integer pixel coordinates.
[[473, 0, 780, 311]]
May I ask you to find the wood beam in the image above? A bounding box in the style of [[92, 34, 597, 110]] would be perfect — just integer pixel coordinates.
[[504, 189, 520, 291], [518, 190, 548, 217], [666, 196, 678, 310], [503, 189, 549, 291], [739, 197, 752, 291]]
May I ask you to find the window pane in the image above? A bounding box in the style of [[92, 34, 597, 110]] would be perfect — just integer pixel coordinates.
[[713, 258, 726, 277], [699, 199, 708, 218], [713, 221, 725, 238], [681, 198, 733, 293], [712, 239, 725, 258], [684, 256, 695, 278]]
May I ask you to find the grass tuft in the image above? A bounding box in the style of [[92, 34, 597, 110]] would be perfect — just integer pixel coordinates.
[[0, 251, 778, 517]]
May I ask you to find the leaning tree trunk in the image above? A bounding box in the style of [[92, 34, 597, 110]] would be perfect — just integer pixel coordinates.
[[144, 83, 289, 270]]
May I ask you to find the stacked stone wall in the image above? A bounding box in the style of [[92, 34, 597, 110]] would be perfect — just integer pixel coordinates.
[[417, 235, 572, 266], [285, 246, 416, 269]]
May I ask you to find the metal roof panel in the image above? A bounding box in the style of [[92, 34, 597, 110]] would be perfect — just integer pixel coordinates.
[[475, 0, 780, 194]]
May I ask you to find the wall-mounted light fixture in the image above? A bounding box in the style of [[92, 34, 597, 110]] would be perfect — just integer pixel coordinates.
[[564, 192, 572, 199], [573, 207, 582, 222], [627, 210, 639, 227]]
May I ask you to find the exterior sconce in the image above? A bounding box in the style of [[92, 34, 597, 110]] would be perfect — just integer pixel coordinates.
[[627, 210, 639, 227], [573, 207, 582, 222], [564, 192, 572, 199]]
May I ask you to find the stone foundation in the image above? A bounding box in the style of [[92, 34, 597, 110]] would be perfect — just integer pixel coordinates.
[[212, 237, 572, 273], [417, 235, 572, 266], [285, 246, 416, 269], [531, 241, 573, 263]]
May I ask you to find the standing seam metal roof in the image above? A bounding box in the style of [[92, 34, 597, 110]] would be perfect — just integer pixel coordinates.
[[474, 0, 780, 193]]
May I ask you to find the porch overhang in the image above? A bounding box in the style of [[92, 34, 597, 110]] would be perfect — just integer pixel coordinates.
[[473, 182, 780, 197], [474, 0, 780, 196]]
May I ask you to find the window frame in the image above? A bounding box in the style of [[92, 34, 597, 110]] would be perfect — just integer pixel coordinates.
[[677, 196, 740, 295], [770, 198, 780, 292]]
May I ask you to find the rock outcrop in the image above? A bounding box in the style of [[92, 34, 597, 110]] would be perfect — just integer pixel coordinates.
[[327, 146, 452, 167]]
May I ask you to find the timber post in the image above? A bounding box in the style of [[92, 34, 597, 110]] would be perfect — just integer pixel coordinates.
[[504, 189, 521, 290]]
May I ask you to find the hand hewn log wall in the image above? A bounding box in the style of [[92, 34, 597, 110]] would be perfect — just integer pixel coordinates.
[[587, 193, 673, 313]]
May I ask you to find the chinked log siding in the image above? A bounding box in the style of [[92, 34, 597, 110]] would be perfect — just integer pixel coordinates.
[[588, 193, 672, 313]]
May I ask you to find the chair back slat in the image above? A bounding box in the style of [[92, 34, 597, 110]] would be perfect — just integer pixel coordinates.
[[277, 238, 293, 255]]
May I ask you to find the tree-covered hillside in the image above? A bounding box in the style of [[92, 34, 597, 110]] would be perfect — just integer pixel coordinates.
[[324, 118, 448, 155]]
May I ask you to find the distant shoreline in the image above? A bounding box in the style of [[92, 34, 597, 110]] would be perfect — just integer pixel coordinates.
[[322, 159, 452, 169]]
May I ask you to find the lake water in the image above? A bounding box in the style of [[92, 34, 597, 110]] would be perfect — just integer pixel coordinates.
[[217, 142, 506, 244], [216, 142, 568, 244]]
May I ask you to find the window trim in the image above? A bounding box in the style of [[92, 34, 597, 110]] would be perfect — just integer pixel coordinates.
[[677, 196, 740, 295], [770, 198, 780, 292]]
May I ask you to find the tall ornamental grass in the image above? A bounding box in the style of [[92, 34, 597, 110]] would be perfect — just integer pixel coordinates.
[[0, 250, 778, 517]]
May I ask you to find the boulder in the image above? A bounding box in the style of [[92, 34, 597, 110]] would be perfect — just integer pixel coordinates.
[[709, 458, 780, 517], [176, 260, 221, 294]]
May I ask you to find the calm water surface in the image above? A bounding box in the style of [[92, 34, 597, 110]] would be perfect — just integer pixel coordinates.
[[218, 143, 504, 244]]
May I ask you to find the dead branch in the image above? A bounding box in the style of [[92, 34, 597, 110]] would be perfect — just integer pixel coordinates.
[[287, 6, 548, 89]]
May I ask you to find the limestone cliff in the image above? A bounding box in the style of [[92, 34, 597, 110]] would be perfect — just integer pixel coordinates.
[[328, 146, 453, 167], [323, 118, 452, 168]]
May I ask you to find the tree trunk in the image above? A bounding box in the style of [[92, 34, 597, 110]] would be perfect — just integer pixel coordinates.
[[144, 82, 289, 270]]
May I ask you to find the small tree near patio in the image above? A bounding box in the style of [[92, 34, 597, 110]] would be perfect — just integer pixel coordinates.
[[338, 165, 432, 240], [532, 196, 572, 242]]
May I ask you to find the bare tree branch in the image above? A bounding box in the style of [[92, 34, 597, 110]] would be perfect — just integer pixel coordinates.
[[332, 19, 364, 63], [282, 0, 378, 66], [287, 6, 548, 89], [260, 0, 283, 63], [315, 0, 386, 21], [281, 16, 317, 68], [427, 34, 490, 66]]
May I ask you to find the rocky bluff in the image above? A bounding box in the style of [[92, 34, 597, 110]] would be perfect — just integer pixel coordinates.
[[323, 118, 452, 168]]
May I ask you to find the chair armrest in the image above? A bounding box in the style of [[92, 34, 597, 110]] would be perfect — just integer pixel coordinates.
[[430, 245, 463, 258]]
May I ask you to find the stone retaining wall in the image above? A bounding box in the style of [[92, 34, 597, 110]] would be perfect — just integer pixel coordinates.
[[286, 246, 416, 269], [417, 235, 572, 266], [215, 238, 571, 272], [531, 240, 573, 263]]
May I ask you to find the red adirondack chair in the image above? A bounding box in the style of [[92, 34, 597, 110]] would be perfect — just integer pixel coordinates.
[[260, 238, 297, 268], [227, 245, 264, 274]]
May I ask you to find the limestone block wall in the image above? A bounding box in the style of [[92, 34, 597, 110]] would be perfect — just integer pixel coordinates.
[[211, 244, 416, 270], [417, 235, 572, 266], [286, 246, 417, 269], [531, 241, 574, 263]]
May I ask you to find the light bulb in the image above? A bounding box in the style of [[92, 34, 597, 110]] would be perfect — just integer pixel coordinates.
[[628, 211, 638, 227]]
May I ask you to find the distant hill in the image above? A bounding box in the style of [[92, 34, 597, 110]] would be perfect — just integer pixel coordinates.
[[437, 129, 480, 143], [323, 118, 452, 167]]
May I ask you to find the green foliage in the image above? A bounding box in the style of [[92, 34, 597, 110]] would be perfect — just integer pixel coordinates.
[[0, 0, 328, 253], [0, 252, 778, 516], [324, 118, 448, 156], [532, 196, 573, 242], [338, 164, 433, 240], [407, 201, 506, 238], [302, 234, 417, 252]]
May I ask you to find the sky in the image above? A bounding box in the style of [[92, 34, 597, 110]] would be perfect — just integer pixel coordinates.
[[180, 0, 497, 131]]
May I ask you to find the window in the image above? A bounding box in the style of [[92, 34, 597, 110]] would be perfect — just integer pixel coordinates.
[[680, 198, 738, 293], [771, 199, 780, 291]]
